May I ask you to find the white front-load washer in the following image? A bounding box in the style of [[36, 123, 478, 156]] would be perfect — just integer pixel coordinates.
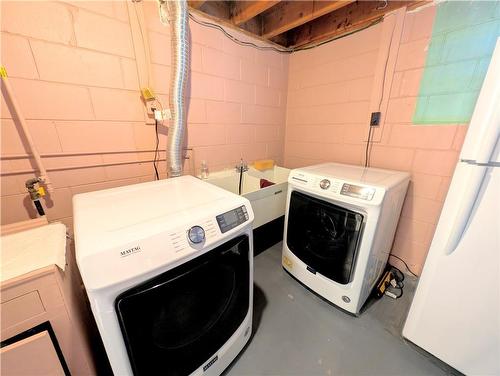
[[282, 163, 409, 314], [74, 176, 254, 376]]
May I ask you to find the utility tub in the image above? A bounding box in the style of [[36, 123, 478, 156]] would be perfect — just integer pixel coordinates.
[[204, 166, 290, 230]]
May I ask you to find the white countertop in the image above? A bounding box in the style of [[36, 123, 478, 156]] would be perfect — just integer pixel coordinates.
[[0, 223, 67, 283]]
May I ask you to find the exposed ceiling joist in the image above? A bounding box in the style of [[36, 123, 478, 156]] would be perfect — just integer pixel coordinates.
[[237, 17, 264, 36], [407, 1, 432, 11], [260, 0, 355, 39], [188, 1, 206, 10], [284, 1, 424, 48], [197, 1, 231, 19], [188, 7, 287, 50], [231, 1, 280, 26], [188, 0, 432, 49]]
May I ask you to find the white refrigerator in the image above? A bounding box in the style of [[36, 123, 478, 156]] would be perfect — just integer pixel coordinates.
[[403, 38, 500, 375]]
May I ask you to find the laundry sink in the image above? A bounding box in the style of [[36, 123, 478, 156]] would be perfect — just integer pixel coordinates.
[[1, 223, 67, 283]]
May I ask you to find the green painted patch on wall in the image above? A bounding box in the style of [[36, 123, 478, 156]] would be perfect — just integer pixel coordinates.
[[413, 1, 500, 124]]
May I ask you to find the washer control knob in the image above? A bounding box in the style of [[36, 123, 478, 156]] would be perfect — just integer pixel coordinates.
[[319, 179, 331, 190], [187, 226, 205, 244]]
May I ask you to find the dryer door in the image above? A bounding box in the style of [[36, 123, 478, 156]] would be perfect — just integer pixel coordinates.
[[115, 235, 250, 376], [287, 191, 363, 284]]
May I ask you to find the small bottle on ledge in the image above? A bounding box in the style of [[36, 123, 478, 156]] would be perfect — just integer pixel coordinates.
[[200, 160, 209, 179]]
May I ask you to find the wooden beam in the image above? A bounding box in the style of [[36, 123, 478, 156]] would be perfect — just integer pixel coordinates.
[[407, 0, 432, 11], [197, 1, 231, 20], [231, 1, 280, 26], [188, 1, 206, 10], [284, 1, 423, 48], [260, 0, 354, 39], [269, 32, 288, 47], [188, 7, 287, 51], [238, 16, 264, 36]]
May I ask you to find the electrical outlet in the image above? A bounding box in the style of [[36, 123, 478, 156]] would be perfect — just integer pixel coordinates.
[[154, 109, 171, 121], [161, 109, 171, 120], [145, 103, 156, 125], [370, 111, 381, 126]]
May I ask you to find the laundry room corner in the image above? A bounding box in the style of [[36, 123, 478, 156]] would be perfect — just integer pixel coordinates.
[[1, 0, 499, 375]]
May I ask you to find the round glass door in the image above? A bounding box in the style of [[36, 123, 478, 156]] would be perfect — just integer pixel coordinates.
[[287, 191, 364, 284], [115, 235, 250, 376]]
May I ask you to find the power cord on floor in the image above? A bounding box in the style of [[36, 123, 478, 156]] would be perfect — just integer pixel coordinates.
[[389, 254, 419, 278], [385, 265, 404, 299], [374, 264, 405, 300]]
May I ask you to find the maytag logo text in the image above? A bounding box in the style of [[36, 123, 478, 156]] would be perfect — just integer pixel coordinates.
[[120, 246, 141, 258]]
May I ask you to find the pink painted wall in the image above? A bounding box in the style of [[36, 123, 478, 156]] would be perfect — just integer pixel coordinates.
[[0, 1, 473, 275], [1, 1, 288, 228], [284, 5, 468, 274]]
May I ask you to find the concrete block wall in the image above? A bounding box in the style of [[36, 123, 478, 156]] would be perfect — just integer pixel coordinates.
[[1, 1, 487, 274], [283, 5, 470, 274], [285, 22, 382, 168], [0, 0, 288, 228], [413, 1, 500, 123]]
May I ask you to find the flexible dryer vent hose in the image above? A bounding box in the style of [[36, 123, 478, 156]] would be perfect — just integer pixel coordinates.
[[163, 0, 190, 177]]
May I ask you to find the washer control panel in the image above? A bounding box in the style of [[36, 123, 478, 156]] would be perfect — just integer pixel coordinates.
[[290, 171, 383, 204], [340, 183, 376, 201], [187, 225, 205, 244], [319, 179, 331, 190], [216, 206, 249, 233]]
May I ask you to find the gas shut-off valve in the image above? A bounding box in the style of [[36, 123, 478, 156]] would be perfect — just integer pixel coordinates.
[[26, 177, 46, 216]]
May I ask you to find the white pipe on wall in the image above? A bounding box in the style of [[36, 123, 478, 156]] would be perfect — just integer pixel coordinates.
[[1, 70, 54, 192], [1, 157, 168, 176], [0, 149, 164, 160]]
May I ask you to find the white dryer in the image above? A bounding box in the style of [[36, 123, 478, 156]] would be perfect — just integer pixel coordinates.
[[74, 176, 254, 376], [282, 163, 409, 314]]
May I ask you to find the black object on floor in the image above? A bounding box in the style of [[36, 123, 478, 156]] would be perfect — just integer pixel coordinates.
[[253, 216, 284, 256]]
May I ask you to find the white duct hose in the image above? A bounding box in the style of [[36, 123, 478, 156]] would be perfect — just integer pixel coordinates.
[[163, 0, 190, 177]]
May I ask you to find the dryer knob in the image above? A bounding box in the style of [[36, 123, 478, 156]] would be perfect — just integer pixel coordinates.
[[319, 179, 331, 190], [188, 226, 205, 244]]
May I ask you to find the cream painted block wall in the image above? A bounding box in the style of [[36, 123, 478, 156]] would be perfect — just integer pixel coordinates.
[[0, 0, 289, 228]]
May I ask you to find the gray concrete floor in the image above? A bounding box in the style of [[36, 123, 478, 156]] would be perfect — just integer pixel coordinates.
[[226, 243, 457, 376]]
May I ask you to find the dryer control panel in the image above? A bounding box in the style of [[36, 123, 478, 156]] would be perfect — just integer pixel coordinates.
[[216, 206, 249, 233]]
